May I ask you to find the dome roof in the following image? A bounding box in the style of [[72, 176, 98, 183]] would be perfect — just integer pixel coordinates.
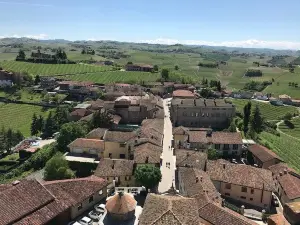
[[106, 192, 137, 215]]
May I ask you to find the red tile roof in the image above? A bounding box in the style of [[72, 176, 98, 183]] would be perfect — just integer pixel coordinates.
[[188, 131, 209, 143], [70, 108, 93, 117], [134, 142, 162, 164], [94, 159, 135, 177], [211, 132, 243, 144], [248, 144, 281, 163], [173, 90, 195, 98], [68, 138, 104, 150]]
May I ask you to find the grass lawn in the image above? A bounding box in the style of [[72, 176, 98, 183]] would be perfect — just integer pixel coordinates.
[[0, 103, 52, 137], [278, 117, 300, 139], [0, 153, 20, 161], [231, 99, 298, 121], [259, 132, 300, 172], [0, 61, 113, 76]]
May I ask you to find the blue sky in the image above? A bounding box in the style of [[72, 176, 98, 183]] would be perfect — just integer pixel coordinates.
[[0, 0, 300, 49]]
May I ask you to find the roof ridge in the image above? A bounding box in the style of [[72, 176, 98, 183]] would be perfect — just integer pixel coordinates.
[[151, 209, 182, 225]]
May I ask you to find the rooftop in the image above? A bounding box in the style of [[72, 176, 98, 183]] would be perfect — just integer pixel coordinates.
[[207, 160, 275, 191], [86, 128, 108, 139], [106, 192, 137, 215], [103, 130, 137, 143], [173, 90, 195, 98], [134, 142, 162, 164], [248, 144, 281, 163], [285, 201, 300, 214], [176, 149, 207, 170], [171, 98, 234, 107], [94, 159, 135, 177], [68, 138, 104, 150]]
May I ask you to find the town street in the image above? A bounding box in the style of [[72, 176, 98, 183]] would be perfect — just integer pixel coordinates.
[[158, 98, 176, 193]]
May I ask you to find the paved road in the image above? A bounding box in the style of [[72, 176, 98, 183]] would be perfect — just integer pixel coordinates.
[[158, 98, 176, 193]]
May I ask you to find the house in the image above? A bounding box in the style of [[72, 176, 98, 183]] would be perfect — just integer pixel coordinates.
[[206, 159, 275, 209], [105, 83, 142, 93], [267, 213, 290, 225], [70, 108, 93, 121], [0, 69, 13, 87], [94, 158, 135, 187], [292, 99, 300, 107], [172, 89, 196, 99], [134, 141, 162, 167], [68, 138, 104, 159], [125, 63, 153, 72], [231, 91, 253, 99], [0, 176, 108, 225], [173, 127, 244, 156], [175, 149, 207, 170], [170, 98, 235, 129], [40, 77, 58, 90], [279, 94, 292, 105], [269, 163, 300, 205], [248, 144, 282, 169], [254, 92, 268, 101], [144, 81, 174, 96], [283, 202, 300, 225], [139, 118, 164, 146]]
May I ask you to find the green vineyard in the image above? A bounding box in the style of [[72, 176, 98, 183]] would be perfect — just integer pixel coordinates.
[[279, 117, 300, 139], [0, 61, 112, 76]]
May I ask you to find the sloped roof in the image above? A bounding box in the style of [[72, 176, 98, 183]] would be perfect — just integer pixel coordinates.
[[86, 128, 108, 139], [173, 126, 189, 135], [68, 138, 104, 150], [94, 159, 135, 177], [176, 149, 207, 170], [173, 90, 195, 98], [134, 142, 162, 164], [106, 192, 137, 215], [248, 144, 281, 163], [103, 130, 137, 142]]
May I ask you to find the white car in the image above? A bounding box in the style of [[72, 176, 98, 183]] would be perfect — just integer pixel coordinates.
[[78, 217, 93, 225], [94, 203, 106, 213], [88, 210, 102, 220]]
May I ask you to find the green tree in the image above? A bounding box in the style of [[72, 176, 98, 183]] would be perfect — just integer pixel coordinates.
[[34, 75, 41, 85], [161, 68, 169, 81], [36, 115, 44, 133], [217, 81, 222, 92], [207, 148, 221, 160], [200, 88, 211, 98], [5, 128, 13, 153], [174, 65, 179, 70], [16, 49, 26, 60], [57, 122, 87, 151], [289, 68, 295, 73], [44, 153, 75, 181], [31, 113, 39, 136], [283, 112, 293, 121], [251, 105, 264, 133], [42, 112, 55, 138], [127, 61, 133, 64], [153, 65, 158, 72], [61, 51, 67, 60], [134, 165, 162, 191], [81, 49, 86, 54], [89, 111, 113, 130], [53, 106, 70, 130], [228, 120, 237, 132], [243, 101, 252, 133]]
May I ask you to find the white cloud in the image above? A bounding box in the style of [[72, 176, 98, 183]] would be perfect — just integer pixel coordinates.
[[139, 38, 300, 50], [0, 34, 49, 40]]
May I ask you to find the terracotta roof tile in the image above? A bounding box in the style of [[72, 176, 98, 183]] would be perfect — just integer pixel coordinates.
[[207, 160, 275, 191], [248, 144, 281, 163], [86, 128, 108, 139], [267, 213, 290, 225], [70, 108, 93, 117], [106, 192, 137, 215], [176, 149, 207, 170], [188, 131, 209, 143], [173, 126, 189, 135], [94, 159, 135, 177], [211, 132, 243, 144], [134, 142, 162, 164], [140, 119, 164, 146], [68, 138, 104, 150], [173, 90, 195, 98], [103, 130, 137, 142]]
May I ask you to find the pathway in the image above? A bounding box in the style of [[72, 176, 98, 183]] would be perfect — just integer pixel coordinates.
[[158, 98, 176, 193]]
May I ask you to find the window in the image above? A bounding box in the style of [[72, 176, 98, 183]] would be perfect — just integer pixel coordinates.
[[251, 189, 254, 194], [241, 187, 247, 193], [225, 193, 230, 196], [233, 144, 238, 150], [202, 113, 205, 117], [127, 176, 131, 181], [120, 154, 126, 159], [78, 203, 82, 211], [120, 143, 126, 147], [225, 183, 231, 189], [99, 190, 103, 195], [195, 112, 199, 117], [215, 144, 220, 150], [206, 113, 209, 117], [240, 196, 246, 199], [250, 198, 253, 201], [224, 144, 229, 150], [89, 196, 94, 203], [191, 112, 194, 117]]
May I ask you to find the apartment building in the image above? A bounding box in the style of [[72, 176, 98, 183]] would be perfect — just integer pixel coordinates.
[[173, 127, 244, 156], [170, 98, 236, 129], [0, 69, 13, 87], [207, 159, 275, 209]]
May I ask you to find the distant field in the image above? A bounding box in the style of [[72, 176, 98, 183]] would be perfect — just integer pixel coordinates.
[[259, 132, 300, 172], [0, 103, 51, 137], [62, 71, 160, 84], [279, 117, 300, 139], [67, 52, 106, 61], [0, 61, 112, 76], [231, 99, 298, 121]]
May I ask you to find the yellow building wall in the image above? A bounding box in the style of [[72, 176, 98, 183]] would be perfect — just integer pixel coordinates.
[[104, 142, 129, 159]]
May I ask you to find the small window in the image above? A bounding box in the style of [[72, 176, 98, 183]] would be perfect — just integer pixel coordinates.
[[241, 187, 247, 193], [128, 176, 131, 181], [191, 112, 194, 117], [225, 183, 231, 189], [251, 189, 254, 194], [250, 198, 253, 201], [89, 196, 93, 203], [240, 196, 246, 199], [195, 112, 199, 117], [99, 190, 103, 195], [120, 154, 126, 159], [78, 203, 82, 211], [233, 144, 238, 150], [224, 144, 229, 150], [225, 193, 230, 196], [215, 144, 220, 150], [109, 153, 112, 158], [202, 113, 205, 117]]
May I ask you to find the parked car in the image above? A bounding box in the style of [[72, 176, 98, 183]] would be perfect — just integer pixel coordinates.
[[67, 222, 81, 225], [88, 210, 103, 220], [94, 203, 106, 213], [78, 217, 93, 225]]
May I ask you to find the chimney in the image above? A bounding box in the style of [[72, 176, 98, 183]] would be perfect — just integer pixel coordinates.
[[206, 129, 212, 137], [279, 172, 283, 176], [112, 160, 115, 169], [12, 180, 20, 186], [284, 169, 288, 174], [145, 156, 149, 163], [181, 100, 183, 104], [200, 176, 203, 182], [196, 176, 199, 183], [222, 163, 226, 169], [194, 99, 196, 106]]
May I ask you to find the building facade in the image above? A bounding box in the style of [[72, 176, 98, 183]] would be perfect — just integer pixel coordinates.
[[171, 98, 236, 129]]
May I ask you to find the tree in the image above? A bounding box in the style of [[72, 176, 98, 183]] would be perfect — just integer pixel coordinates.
[[81, 49, 86, 54], [31, 113, 39, 136], [91, 50, 95, 55], [217, 81, 222, 92], [57, 122, 87, 151], [5, 128, 13, 153], [243, 101, 252, 133], [127, 61, 133, 65], [289, 68, 295, 73], [89, 111, 113, 130], [61, 51, 67, 60], [283, 112, 293, 121], [251, 105, 263, 133], [174, 65, 179, 70], [228, 120, 237, 132], [34, 75, 41, 85], [207, 148, 221, 160], [134, 165, 162, 191], [161, 68, 169, 81], [37, 115, 44, 133], [16, 49, 26, 60], [153, 65, 158, 72], [53, 106, 70, 130], [44, 153, 75, 181], [42, 112, 55, 138], [200, 88, 211, 98]]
